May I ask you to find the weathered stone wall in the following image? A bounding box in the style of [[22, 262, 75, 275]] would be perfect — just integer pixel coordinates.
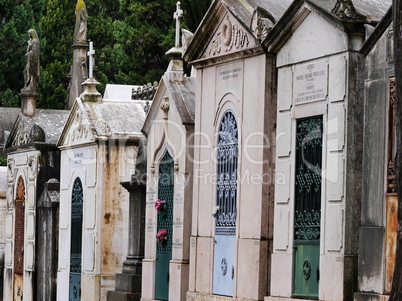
[[356, 20, 395, 298]]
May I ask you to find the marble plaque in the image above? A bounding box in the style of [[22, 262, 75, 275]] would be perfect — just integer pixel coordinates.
[[294, 60, 328, 105]]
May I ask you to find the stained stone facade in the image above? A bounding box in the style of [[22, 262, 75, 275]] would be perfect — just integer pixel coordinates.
[[355, 8, 396, 301], [183, 1, 291, 300], [140, 47, 195, 301], [0, 166, 7, 299], [263, 1, 389, 300], [3, 109, 69, 301], [56, 82, 147, 301]]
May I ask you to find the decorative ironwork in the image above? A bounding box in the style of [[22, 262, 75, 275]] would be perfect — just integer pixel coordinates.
[[156, 152, 174, 254], [303, 260, 311, 280], [221, 258, 228, 275], [294, 210, 321, 240], [70, 178, 83, 273], [387, 78, 397, 194], [294, 117, 322, 241], [216, 111, 238, 235]]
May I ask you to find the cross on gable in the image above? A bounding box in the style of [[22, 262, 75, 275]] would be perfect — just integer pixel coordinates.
[[88, 41, 95, 78], [173, 1, 183, 47]]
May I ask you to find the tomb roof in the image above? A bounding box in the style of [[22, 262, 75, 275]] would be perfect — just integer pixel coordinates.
[[142, 76, 196, 135], [0, 108, 20, 154], [5, 109, 69, 151]]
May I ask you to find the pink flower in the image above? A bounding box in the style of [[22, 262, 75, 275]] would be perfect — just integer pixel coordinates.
[[154, 199, 166, 212], [156, 229, 168, 243]]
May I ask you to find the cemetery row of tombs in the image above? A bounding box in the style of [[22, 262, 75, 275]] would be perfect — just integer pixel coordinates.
[[0, 0, 397, 300]]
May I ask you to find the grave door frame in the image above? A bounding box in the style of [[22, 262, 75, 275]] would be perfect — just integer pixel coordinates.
[[69, 177, 83, 301], [213, 110, 238, 296], [155, 151, 174, 300], [13, 176, 25, 301], [292, 116, 323, 299]]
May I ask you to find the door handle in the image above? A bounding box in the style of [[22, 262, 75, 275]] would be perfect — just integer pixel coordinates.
[[232, 266, 234, 280], [316, 267, 320, 282]]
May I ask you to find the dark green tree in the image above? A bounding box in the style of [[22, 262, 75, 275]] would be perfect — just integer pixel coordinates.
[[1, 0, 211, 109]]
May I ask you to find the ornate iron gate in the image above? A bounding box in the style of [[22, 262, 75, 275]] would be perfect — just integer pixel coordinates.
[[155, 152, 174, 300], [69, 178, 83, 301], [293, 116, 322, 299], [213, 111, 238, 296]]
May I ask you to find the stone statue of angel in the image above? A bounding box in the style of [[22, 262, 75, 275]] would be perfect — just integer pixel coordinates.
[[23, 29, 40, 92], [74, 0, 88, 42]]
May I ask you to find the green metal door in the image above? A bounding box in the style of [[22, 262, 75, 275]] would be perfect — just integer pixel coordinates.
[[155, 152, 174, 300], [293, 116, 322, 299], [70, 178, 83, 301]]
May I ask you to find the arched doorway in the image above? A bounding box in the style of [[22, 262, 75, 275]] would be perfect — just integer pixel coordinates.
[[213, 110, 238, 296], [69, 178, 83, 301], [14, 176, 25, 301]]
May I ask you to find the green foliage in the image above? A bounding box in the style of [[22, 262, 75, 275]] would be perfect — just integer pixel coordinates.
[[0, 0, 43, 107], [1, 0, 211, 109], [0, 157, 7, 166]]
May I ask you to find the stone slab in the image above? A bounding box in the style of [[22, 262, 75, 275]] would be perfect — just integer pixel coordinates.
[[107, 290, 141, 301], [354, 293, 390, 301]]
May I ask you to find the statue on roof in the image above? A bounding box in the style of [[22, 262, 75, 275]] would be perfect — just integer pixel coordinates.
[[23, 29, 40, 92], [74, 0, 88, 42]]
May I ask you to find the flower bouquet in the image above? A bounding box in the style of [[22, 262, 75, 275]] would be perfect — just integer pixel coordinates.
[[154, 199, 166, 211], [156, 229, 168, 243]]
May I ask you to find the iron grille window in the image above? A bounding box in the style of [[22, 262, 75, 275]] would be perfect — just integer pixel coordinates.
[[157, 152, 174, 254], [216, 111, 238, 236], [70, 178, 83, 273], [294, 116, 323, 241]]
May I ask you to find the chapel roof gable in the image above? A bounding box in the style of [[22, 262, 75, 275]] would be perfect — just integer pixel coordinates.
[[5, 109, 69, 151], [263, 0, 391, 53], [142, 76, 196, 135], [57, 85, 147, 148], [183, 0, 293, 66]]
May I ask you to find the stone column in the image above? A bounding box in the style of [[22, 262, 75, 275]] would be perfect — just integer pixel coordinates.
[[66, 41, 88, 109], [107, 174, 146, 301]]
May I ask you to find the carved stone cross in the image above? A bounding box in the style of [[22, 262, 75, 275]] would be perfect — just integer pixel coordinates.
[[88, 41, 95, 78], [173, 1, 183, 48]]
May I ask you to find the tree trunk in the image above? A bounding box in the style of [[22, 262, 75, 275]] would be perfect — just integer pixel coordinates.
[[390, 0, 402, 299]]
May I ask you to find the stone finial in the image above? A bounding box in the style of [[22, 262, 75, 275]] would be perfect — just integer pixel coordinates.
[[30, 124, 46, 143], [181, 29, 194, 53], [332, 0, 365, 19], [251, 7, 275, 42], [160, 96, 170, 119], [80, 78, 102, 102]]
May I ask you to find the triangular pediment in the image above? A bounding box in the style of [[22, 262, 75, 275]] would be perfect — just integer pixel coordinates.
[[57, 100, 95, 147], [199, 11, 259, 60], [184, 1, 263, 66]]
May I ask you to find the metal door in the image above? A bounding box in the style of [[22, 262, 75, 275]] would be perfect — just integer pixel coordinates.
[[69, 178, 83, 301], [213, 111, 238, 296], [13, 176, 25, 301], [155, 152, 174, 300], [293, 116, 322, 299]]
